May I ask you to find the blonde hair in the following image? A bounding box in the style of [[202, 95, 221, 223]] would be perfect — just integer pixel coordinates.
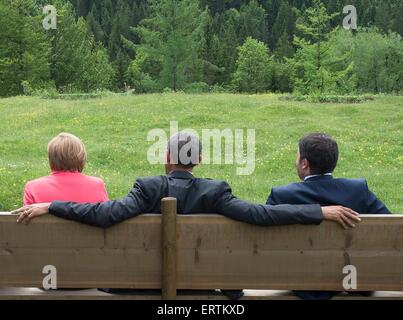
[[48, 133, 87, 172]]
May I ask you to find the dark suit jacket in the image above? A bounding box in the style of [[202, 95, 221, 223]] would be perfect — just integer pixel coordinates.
[[49, 171, 323, 227], [267, 175, 390, 214], [267, 174, 391, 300]]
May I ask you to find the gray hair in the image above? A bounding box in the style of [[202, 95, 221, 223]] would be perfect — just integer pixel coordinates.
[[168, 131, 202, 167]]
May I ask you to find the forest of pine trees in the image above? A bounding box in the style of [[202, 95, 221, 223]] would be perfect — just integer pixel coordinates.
[[1, 0, 402, 97]]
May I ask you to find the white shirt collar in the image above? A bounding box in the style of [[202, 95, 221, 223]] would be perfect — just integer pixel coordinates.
[[168, 170, 194, 176], [304, 173, 332, 181]]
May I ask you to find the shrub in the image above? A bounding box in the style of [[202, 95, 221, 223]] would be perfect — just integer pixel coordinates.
[[163, 87, 174, 93], [21, 81, 33, 96], [232, 37, 274, 93], [272, 62, 293, 93], [280, 94, 376, 103], [183, 82, 210, 93], [210, 84, 230, 93]]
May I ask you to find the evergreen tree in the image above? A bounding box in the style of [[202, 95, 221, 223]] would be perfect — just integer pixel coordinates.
[[198, 11, 223, 85], [51, 1, 114, 92], [374, 1, 391, 33], [0, 0, 51, 96], [271, 0, 297, 50], [133, 0, 208, 91], [0, 0, 401, 96], [274, 31, 295, 60], [100, 0, 113, 43], [232, 37, 273, 93], [213, 9, 241, 83], [290, 0, 345, 95], [76, 0, 92, 17], [391, 2, 403, 36], [126, 51, 160, 93], [87, 4, 104, 43], [107, 0, 134, 89], [239, 0, 268, 43], [112, 49, 131, 90], [353, 29, 403, 93], [84, 44, 115, 91]]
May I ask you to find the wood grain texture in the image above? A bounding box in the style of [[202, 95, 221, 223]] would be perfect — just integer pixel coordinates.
[[0, 212, 402, 291], [161, 197, 177, 300]]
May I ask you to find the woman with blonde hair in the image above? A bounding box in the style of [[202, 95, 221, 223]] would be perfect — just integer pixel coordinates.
[[23, 133, 109, 205]]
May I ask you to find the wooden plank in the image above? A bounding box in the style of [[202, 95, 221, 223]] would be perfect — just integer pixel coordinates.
[[0, 213, 402, 292], [175, 215, 403, 291], [0, 214, 104, 248], [161, 197, 177, 300], [176, 215, 403, 250], [0, 248, 161, 288], [176, 250, 403, 290], [0, 213, 162, 288]]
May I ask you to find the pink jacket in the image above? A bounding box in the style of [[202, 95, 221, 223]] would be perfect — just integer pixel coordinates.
[[23, 171, 109, 205]]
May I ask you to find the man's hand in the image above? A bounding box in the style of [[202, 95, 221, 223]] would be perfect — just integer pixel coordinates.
[[322, 206, 361, 229], [11, 203, 51, 225]]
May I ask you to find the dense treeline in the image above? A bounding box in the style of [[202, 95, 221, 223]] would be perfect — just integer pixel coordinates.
[[0, 0, 402, 97]]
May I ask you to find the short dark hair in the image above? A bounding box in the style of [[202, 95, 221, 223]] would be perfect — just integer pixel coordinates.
[[298, 133, 339, 174], [168, 131, 202, 168]]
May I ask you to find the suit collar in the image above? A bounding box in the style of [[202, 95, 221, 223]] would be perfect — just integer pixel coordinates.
[[168, 170, 194, 179], [304, 174, 333, 182]]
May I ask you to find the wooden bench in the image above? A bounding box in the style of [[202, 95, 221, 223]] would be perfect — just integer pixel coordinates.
[[0, 198, 402, 300]]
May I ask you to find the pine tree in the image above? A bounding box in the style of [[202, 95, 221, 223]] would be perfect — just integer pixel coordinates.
[[271, 0, 297, 50], [108, 0, 131, 60], [239, 0, 268, 43], [100, 0, 113, 43], [87, 4, 104, 43], [290, 0, 343, 95], [353, 29, 403, 93], [214, 8, 241, 84], [392, 2, 403, 36], [76, 0, 92, 17], [1, 0, 401, 96], [84, 44, 115, 91], [107, 0, 134, 89], [112, 49, 131, 90], [133, 0, 208, 91], [198, 11, 223, 85], [374, 1, 391, 33], [50, 1, 114, 92], [232, 37, 274, 93], [125, 51, 159, 93], [274, 31, 294, 60], [0, 0, 51, 96]]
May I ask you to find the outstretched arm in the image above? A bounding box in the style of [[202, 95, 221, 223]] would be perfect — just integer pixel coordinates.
[[13, 179, 154, 228], [214, 182, 360, 228]]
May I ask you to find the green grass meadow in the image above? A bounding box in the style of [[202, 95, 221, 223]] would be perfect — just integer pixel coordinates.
[[0, 93, 402, 212]]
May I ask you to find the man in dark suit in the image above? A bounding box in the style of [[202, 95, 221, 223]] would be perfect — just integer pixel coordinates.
[[13, 132, 359, 298], [267, 132, 391, 300], [14, 131, 359, 227]]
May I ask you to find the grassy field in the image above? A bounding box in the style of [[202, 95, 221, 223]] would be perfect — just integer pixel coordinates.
[[0, 93, 401, 212]]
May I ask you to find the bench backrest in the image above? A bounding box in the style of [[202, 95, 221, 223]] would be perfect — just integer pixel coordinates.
[[1, 198, 402, 299]]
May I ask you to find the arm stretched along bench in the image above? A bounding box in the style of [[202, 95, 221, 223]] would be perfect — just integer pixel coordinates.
[[0, 198, 402, 300]]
